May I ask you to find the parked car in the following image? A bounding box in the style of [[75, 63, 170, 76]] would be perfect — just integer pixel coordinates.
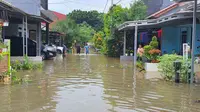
[[57, 44, 67, 56], [57, 46, 64, 54], [41, 43, 57, 60]]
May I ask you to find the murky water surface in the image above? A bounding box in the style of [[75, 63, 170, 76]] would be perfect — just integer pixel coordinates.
[[0, 55, 200, 112]]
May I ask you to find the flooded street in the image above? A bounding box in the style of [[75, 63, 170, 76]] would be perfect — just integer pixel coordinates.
[[0, 55, 200, 112]]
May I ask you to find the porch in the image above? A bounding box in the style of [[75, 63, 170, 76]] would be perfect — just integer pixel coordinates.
[[119, 11, 200, 60], [0, 1, 54, 62]]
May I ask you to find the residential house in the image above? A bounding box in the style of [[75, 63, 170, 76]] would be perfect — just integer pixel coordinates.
[[143, 0, 174, 16], [1, 0, 54, 61], [119, 0, 200, 56]]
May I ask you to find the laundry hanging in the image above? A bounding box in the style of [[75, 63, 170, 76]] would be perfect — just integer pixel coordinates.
[[157, 29, 162, 38]]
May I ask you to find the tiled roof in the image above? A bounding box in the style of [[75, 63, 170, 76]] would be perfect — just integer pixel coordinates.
[[49, 11, 66, 29], [52, 11, 66, 21]]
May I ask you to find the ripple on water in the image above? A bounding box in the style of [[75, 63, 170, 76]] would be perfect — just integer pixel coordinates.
[[0, 55, 200, 112]]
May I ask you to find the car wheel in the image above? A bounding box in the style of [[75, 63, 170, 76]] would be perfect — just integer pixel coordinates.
[[57, 50, 62, 54], [41, 53, 46, 60]]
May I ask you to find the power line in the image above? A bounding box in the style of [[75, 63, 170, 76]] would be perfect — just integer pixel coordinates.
[[116, 0, 122, 4], [103, 0, 109, 13]]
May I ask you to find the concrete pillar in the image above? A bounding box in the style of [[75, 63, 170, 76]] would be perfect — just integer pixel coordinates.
[[134, 25, 138, 68], [38, 22, 41, 56], [25, 16, 28, 56], [36, 23, 40, 56], [22, 17, 25, 56], [46, 23, 49, 44], [123, 30, 126, 56]]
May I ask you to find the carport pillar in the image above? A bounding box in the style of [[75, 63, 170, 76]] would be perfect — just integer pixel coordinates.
[[37, 22, 42, 56], [22, 17, 25, 56], [123, 30, 126, 56], [191, 0, 197, 83], [46, 23, 49, 44], [134, 25, 138, 68], [25, 16, 28, 56]]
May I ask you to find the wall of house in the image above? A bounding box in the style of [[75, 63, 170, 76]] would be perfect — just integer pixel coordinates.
[[195, 24, 200, 55], [161, 26, 180, 54], [4, 0, 41, 16], [4, 24, 19, 37], [161, 24, 200, 55]]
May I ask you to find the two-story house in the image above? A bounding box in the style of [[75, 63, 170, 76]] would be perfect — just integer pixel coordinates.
[[143, 0, 174, 16]]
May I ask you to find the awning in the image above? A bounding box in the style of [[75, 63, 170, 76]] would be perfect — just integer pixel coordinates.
[[118, 11, 200, 31], [29, 15, 52, 23]]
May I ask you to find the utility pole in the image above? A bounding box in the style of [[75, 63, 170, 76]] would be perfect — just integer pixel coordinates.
[[110, 0, 114, 38], [191, 0, 197, 83]]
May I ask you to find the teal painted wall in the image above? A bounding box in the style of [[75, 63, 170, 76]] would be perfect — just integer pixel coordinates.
[[161, 27, 180, 54], [162, 24, 200, 55], [195, 24, 200, 55]]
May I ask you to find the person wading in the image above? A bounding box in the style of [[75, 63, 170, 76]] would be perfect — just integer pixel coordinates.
[[84, 44, 90, 55], [76, 43, 81, 54], [137, 44, 144, 61]]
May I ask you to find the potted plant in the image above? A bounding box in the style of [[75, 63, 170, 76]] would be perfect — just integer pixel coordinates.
[[125, 50, 129, 56], [148, 49, 161, 63], [130, 50, 134, 56]]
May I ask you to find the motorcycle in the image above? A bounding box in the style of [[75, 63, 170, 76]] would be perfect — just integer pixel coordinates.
[[41, 43, 57, 60]]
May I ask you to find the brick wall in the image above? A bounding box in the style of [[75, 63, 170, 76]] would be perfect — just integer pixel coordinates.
[[0, 55, 8, 75]]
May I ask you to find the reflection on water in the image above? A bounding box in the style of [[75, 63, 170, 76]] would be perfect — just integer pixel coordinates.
[[0, 55, 200, 112]]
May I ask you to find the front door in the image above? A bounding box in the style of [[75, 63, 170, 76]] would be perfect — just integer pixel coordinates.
[[180, 28, 188, 55]]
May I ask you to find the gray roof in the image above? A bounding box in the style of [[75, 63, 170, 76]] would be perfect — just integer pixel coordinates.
[[41, 10, 58, 22], [118, 0, 200, 31], [118, 11, 198, 31]]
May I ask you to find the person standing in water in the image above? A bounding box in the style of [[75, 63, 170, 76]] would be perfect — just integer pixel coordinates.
[[84, 44, 89, 54], [76, 43, 81, 54], [137, 44, 144, 61]]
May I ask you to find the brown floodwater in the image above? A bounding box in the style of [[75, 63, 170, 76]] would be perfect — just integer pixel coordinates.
[[0, 54, 200, 112]]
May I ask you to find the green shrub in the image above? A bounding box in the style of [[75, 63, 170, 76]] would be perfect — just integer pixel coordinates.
[[150, 36, 158, 48], [158, 54, 191, 82], [143, 45, 153, 60], [11, 56, 43, 71]]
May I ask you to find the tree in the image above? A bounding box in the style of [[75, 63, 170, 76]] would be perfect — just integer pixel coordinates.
[[68, 10, 104, 31], [78, 22, 95, 43], [52, 18, 80, 47], [52, 19, 95, 48], [128, 0, 147, 20], [102, 1, 147, 57], [92, 31, 105, 49], [104, 5, 129, 38]]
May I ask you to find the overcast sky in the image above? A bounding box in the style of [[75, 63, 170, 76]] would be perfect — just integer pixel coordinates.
[[48, 0, 135, 15]]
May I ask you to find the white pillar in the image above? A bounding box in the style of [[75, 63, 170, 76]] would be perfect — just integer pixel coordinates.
[[36, 23, 39, 56], [123, 30, 126, 56], [133, 25, 138, 68], [38, 22, 41, 56], [22, 17, 25, 56], [25, 16, 28, 56]]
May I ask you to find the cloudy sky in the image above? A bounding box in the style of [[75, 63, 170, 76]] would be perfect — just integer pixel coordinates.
[[48, 0, 135, 14]]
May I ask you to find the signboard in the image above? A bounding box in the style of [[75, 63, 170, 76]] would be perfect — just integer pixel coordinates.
[[183, 43, 190, 60]]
